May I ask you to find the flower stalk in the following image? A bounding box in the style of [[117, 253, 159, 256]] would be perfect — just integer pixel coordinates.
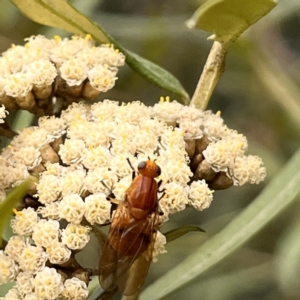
[[190, 40, 230, 110]]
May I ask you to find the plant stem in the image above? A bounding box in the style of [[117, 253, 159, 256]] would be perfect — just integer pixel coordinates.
[[190, 40, 230, 110]]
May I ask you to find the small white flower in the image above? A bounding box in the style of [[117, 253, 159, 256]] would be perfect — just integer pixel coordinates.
[[90, 99, 119, 121], [16, 272, 34, 296], [19, 245, 48, 274], [203, 139, 233, 172], [159, 182, 188, 214], [24, 59, 57, 87], [60, 102, 90, 125], [32, 219, 60, 248], [4, 72, 33, 97], [188, 180, 214, 211], [159, 127, 186, 154], [229, 156, 249, 186], [85, 167, 117, 195], [152, 231, 167, 262], [59, 194, 85, 224], [11, 166, 30, 188], [36, 174, 61, 204], [0, 250, 18, 284], [110, 154, 136, 178], [161, 159, 192, 185], [84, 193, 111, 225], [59, 139, 86, 165], [11, 146, 41, 170], [61, 168, 86, 197], [61, 223, 91, 250], [132, 129, 158, 153], [61, 277, 89, 300], [46, 242, 71, 264], [60, 58, 88, 86], [111, 134, 137, 156], [90, 44, 125, 67], [43, 162, 66, 176], [117, 101, 151, 125], [152, 98, 183, 126], [50, 36, 93, 65], [230, 155, 266, 186], [67, 119, 92, 141], [202, 110, 227, 141], [32, 267, 64, 300], [4, 235, 26, 262], [0, 105, 8, 123], [36, 202, 60, 220], [179, 119, 203, 139], [13, 127, 51, 148], [87, 65, 117, 92], [11, 208, 39, 236], [247, 155, 266, 184], [38, 116, 66, 138], [84, 121, 113, 148], [25, 35, 57, 54], [82, 145, 112, 169]]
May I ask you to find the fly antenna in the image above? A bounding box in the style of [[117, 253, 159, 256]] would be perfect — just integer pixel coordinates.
[[127, 158, 136, 180]]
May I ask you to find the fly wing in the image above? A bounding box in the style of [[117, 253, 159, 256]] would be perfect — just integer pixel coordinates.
[[98, 235, 118, 291], [98, 201, 140, 291], [116, 212, 158, 295], [98, 201, 127, 291], [99, 200, 158, 295], [118, 231, 157, 296]]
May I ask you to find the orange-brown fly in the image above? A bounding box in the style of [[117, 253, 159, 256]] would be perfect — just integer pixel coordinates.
[[99, 160, 161, 296]]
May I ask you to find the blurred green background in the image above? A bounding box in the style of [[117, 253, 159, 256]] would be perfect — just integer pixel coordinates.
[[1, 0, 300, 299]]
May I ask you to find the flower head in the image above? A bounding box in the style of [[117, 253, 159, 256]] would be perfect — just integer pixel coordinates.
[[0, 35, 125, 114], [1, 98, 266, 299]]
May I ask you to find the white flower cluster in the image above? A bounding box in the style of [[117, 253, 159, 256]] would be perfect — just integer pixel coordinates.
[[0, 99, 266, 299], [0, 35, 125, 114], [0, 248, 88, 300]]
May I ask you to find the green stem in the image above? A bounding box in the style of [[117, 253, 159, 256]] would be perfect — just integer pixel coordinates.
[[190, 41, 230, 110]]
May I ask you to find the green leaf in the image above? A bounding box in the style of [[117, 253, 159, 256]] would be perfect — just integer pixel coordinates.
[[127, 50, 189, 103], [165, 226, 205, 243], [0, 179, 31, 244], [10, 0, 189, 103], [9, 0, 109, 43], [140, 147, 300, 300], [275, 217, 300, 298], [108, 34, 190, 103], [186, 0, 277, 42]]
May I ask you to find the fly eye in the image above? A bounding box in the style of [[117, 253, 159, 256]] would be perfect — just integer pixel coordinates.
[[138, 161, 147, 170], [156, 165, 161, 176]]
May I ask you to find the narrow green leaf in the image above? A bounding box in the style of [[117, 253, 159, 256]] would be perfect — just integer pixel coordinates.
[[140, 147, 300, 300], [10, 0, 189, 102], [275, 217, 300, 298], [10, 0, 109, 42], [108, 34, 190, 103], [0, 179, 31, 244], [165, 226, 205, 243], [127, 50, 189, 103], [186, 0, 277, 42]]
